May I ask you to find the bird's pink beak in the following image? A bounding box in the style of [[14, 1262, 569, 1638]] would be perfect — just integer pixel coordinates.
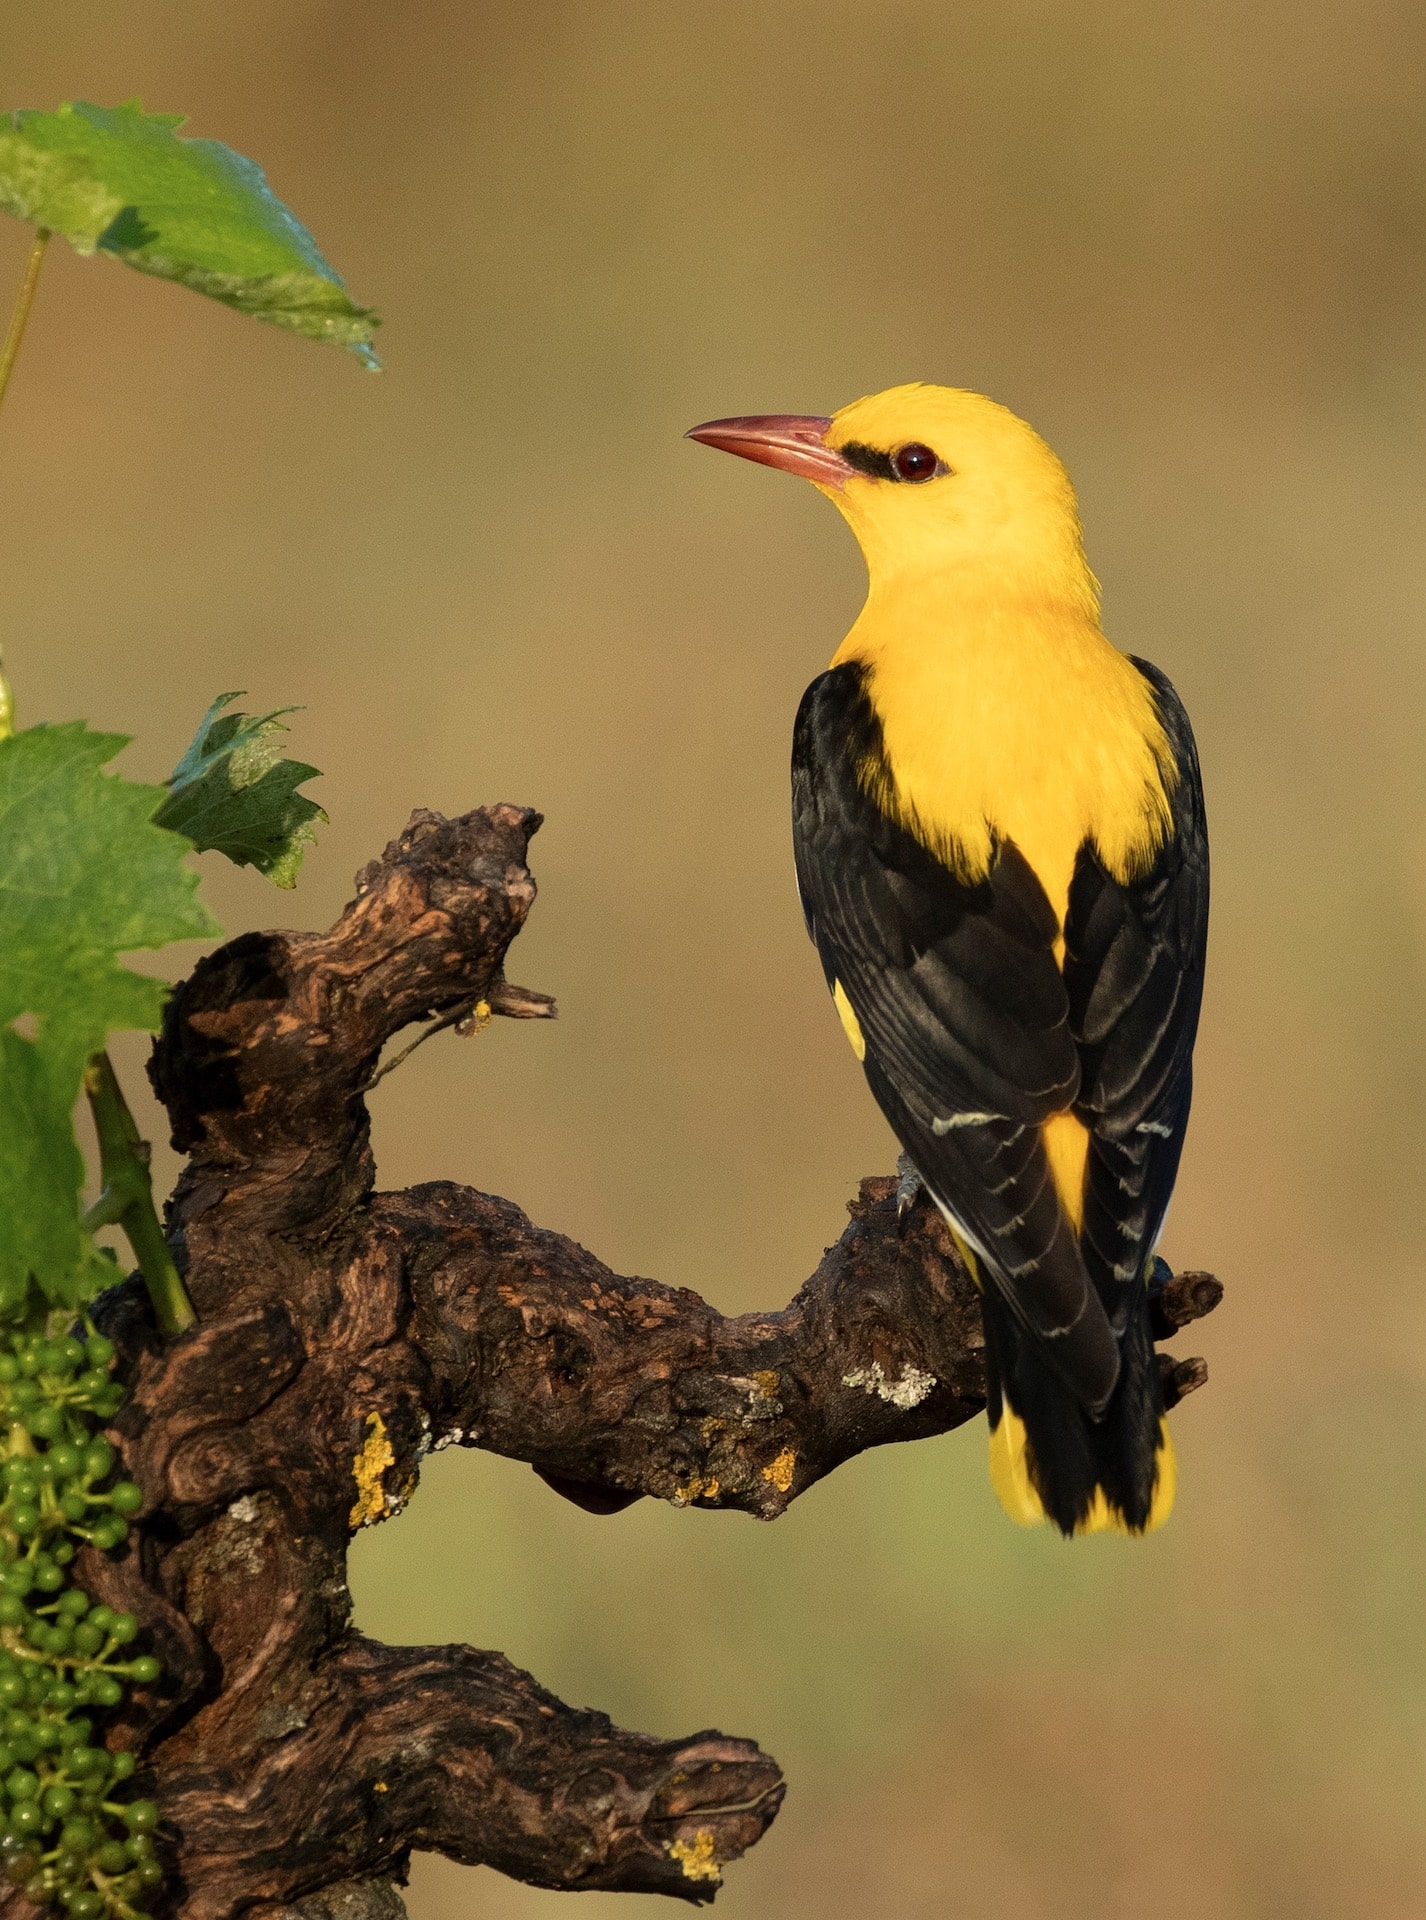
[[684, 414, 851, 487]]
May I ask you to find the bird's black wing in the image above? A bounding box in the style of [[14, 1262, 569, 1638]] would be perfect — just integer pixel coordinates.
[[791, 663, 1120, 1410], [1062, 658, 1209, 1327]]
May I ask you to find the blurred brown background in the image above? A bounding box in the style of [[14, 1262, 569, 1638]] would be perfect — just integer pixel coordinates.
[[3, 2, 1425, 1914]]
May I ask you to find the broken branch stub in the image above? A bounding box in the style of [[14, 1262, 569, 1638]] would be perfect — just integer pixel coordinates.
[[15, 803, 1219, 1918]]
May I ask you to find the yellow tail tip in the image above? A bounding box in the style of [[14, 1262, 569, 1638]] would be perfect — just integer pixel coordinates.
[[987, 1407, 1176, 1536]]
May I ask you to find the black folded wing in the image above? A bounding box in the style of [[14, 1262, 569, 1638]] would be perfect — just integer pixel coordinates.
[[790, 663, 1120, 1410], [1062, 657, 1209, 1328]]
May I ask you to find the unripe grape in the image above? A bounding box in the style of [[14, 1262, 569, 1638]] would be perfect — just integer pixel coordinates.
[[31, 1720, 60, 1752], [67, 1748, 104, 1777], [67, 1889, 104, 1919], [21, 1675, 45, 1708], [136, 1860, 164, 1888], [0, 1679, 25, 1712], [0, 1360, 18, 1386], [45, 1444, 82, 1481], [86, 1676, 122, 1709], [8, 1380, 38, 1405], [84, 1607, 113, 1635], [58, 1816, 97, 1851], [57, 1340, 86, 1373], [0, 1713, 26, 1742], [110, 1750, 135, 1781], [82, 1442, 114, 1482], [24, 1407, 63, 1443], [71, 1624, 103, 1657], [44, 1683, 75, 1711], [95, 1840, 128, 1874], [5, 1768, 38, 1801], [83, 1338, 114, 1369], [9, 1507, 38, 1538], [39, 1624, 71, 1656], [0, 1599, 24, 1630], [108, 1614, 138, 1647], [41, 1785, 73, 1819], [57, 1719, 90, 1749], [14, 1354, 38, 1382], [127, 1656, 160, 1686], [33, 1563, 64, 1594], [123, 1832, 153, 1860], [108, 1483, 144, 1517], [8, 1802, 41, 1835], [50, 1542, 74, 1567], [2, 1461, 32, 1488], [59, 1494, 88, 1523], [56, 1590, 88, 1619], [88, 1517, 127, 1552], [121, 1800, 159, 1833]]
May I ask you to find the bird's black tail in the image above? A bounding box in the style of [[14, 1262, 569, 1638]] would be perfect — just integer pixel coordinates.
[[979, 1285, 1174, 1536]]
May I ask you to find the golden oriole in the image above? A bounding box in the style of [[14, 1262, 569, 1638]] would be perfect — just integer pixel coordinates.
[[687, 384, 1208, 1536]]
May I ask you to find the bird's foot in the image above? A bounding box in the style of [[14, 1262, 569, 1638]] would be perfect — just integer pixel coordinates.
[[895, 1151, 924, 1225]]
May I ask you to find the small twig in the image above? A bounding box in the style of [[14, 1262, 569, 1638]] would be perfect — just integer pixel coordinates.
[[0, 228, 50, 418], [82, 1050, 196, 1337], [366, 979, 556, 1091], [365, 999, 490, 1090]]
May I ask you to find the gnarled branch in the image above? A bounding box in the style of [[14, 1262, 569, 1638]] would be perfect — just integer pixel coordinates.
[[7, 805, 1218, 1918]]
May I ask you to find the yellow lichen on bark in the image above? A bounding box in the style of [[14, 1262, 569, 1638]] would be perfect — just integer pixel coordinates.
[[349, 1411, 396, 1529], [667, 1829, 721, 1883], [762, 1448, 796, 1493], [674, 1474, 721, 1506]]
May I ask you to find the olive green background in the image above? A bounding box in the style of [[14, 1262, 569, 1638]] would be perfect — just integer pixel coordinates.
[[3, 4, 1424, 1914]]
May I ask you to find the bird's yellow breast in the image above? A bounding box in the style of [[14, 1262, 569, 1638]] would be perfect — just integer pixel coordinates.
[[834, 582, 1174, 935]]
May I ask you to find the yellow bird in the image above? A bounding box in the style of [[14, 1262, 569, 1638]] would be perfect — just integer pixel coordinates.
[[687, 385, 1208, 1535]]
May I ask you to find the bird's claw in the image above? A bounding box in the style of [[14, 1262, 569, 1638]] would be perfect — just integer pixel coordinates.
[[895, 1152, 924, 1226]]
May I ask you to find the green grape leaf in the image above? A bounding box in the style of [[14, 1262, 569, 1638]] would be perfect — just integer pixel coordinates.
[[156, 693, 325, 888], [0, 100, 380, 364], [0, 722, 216, 1308]]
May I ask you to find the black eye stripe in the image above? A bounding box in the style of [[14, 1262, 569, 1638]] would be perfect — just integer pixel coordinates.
[[838, 440, 900, 480], [838, 439, 949, 483]]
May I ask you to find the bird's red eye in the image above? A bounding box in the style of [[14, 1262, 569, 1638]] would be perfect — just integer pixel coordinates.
[[891, 442, 939, 482]]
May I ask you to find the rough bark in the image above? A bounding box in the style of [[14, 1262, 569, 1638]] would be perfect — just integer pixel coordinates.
[[12, 805, 1220, 1918]]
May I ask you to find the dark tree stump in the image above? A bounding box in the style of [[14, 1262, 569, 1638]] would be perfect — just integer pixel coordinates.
[[7, 807, 1220, 1917]]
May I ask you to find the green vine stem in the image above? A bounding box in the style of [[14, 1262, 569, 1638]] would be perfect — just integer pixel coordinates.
[[0, 229, 50, 419], [80, 1056, 195, 1339]]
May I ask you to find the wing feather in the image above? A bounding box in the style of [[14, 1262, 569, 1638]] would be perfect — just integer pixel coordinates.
[[791, 664, 1120, 1408], [1064, 658, 1209, 1308]]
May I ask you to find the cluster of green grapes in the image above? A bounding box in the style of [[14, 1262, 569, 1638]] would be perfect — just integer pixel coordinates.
[[0, 1319, 164, 1919]]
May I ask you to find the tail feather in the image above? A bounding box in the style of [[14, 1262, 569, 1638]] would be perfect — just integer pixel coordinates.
[[981, 1286, 1174, 1536]]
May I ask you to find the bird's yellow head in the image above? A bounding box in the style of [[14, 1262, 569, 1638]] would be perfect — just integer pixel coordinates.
[[687, 382, 1099, 617]]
